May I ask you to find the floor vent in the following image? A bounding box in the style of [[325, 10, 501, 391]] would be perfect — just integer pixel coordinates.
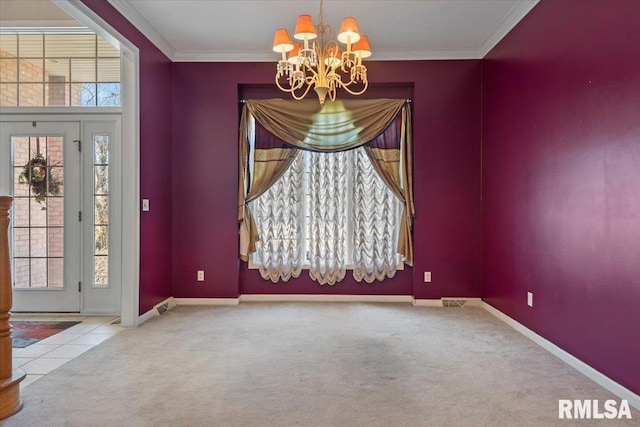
[[442, 299, 468, 307], [156, 302, 169, 314]]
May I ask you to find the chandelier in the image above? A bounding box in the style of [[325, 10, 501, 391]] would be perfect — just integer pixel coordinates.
[[272, 0, 371, 105]]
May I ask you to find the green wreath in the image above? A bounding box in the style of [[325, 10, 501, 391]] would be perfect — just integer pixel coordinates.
[[18, 155, 62, 204]]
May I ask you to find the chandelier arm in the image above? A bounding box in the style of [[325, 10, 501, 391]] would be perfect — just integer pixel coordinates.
[[291, 81, 315, 100], [338, 79, 369, 96], [275, 75, 305, 93]]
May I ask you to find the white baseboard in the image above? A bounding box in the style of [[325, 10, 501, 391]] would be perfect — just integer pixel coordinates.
[[174, 298, 240, 306], [137, 307, 157, 325], [239, 294, 414, 303], [482, 302, 640, 411], [412, 299, 442, 307]]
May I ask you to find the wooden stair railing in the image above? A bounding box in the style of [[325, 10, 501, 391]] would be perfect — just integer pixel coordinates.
[[0, 196, 26, 419]]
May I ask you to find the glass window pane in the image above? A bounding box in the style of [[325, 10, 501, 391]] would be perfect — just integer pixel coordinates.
[[13, 168, 29, 197], [95, 225, 108, 254], [94, 166, 109, 194], [1, 59, 18, 81], [12, 198, 29, 227], [30, 201, 47, 227], [47, 197, 64, 227], [48, 258, 63, 288], [45, 34, 95, 57], [94, 256, 108, 287], [47, 136, 64, 164], [12, 136, 30, 165], [74, 83, 96, 106], [97, 83, 120, 106], [70, 58, 96, 82], [13, 228, 29, 257], [0, 83, 18, 106], [94, 196, 109, 225], [97, 39, 119, 58], [94, 135, 109, 163], [46, 82, 70, 106], [19, 34, 44, 58], [30, 258, 47, 288], [48, 227, 64, 257], [31, 227, 47, 257], [13, 258, 30, 288], [18, 83, 44, 106], [97, 58, 119, 82], [19, 58, 44, 82], [45, 58, 70, 81], [0, 34, 18, 57]]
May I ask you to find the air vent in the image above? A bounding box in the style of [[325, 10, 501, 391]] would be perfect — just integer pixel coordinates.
[[442, 299, 467, 307]]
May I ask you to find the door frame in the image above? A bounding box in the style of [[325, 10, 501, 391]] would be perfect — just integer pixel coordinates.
[[2, 0, 141, 326], [1, 115, 123, 314]]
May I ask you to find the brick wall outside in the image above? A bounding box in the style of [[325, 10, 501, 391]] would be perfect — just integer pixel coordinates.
[[1, 49, 82, 106], [12, 136, 65, 288]]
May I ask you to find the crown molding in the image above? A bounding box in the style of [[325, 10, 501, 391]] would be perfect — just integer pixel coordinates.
[[106, 0, 176, 60], [172, 48, 484, 63], [477, 0, 539, 57]]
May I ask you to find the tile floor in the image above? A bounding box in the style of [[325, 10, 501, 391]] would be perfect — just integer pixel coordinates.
[[11, 314, 124, 390]]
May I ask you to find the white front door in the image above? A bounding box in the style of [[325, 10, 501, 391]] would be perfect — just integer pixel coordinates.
[[0, 121, 81, 312], [0, 119, 121, 313]]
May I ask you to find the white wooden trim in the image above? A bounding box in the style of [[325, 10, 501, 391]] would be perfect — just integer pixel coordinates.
[[137, 306, 157, 325], [174, 298, 240, 306], [482, 302, 640, 411], [172, 48, 485, 62], [239, 294, 413, 303], [55, 0, 141, 327], [412, 299, 443, 307], [106, 0, 177, 60], [477, 0, 540, 57]]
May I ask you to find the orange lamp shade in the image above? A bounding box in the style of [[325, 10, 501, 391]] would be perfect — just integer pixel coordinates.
[[288, 43, 302, 64], [273, 28, 294, 53], [294, 14, 317, 40], [324, 46, 343, 67], [352, 35, 372, 58], [337, 17, 361, 44]]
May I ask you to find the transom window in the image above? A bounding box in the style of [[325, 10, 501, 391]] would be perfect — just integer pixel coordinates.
[[0, 31, 121, 107]]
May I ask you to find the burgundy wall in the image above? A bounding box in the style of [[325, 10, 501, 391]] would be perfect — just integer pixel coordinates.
[[171, 60, 481, 298], [482, 0, 640, 393], [80, 1, 173, 314]]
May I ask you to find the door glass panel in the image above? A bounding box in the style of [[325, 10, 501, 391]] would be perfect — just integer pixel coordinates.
[[93, 134, 109, 288], [12, 135, 65, 289]]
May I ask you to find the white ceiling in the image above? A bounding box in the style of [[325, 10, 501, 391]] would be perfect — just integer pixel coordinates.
[[0, 0, 539, 62], [107, 0, 539, 62]]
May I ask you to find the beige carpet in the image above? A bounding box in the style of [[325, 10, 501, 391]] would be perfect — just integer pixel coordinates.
[[4, 303, 638, 427]]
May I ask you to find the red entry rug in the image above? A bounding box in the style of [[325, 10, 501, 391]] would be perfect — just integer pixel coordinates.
[[11, 321, 81, 348]]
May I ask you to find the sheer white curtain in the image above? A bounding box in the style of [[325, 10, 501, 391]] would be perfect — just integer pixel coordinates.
[[252, 152, 306, 282], [308, 150, 348, 285], [352, 148, 402, 283], [252, 148, 402, 285]]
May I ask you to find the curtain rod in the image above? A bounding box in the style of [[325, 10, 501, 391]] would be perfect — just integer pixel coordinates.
[[240, 99, 412, 103]]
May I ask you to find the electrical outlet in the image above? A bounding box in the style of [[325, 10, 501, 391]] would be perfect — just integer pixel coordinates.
[[527, 292, 533, 307], [424, 271, 431, 283], [197, 270, 205, 281]]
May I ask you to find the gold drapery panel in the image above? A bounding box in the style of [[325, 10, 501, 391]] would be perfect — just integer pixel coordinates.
[[239, 98, 414, 266], [364, 104, 414, 266]]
